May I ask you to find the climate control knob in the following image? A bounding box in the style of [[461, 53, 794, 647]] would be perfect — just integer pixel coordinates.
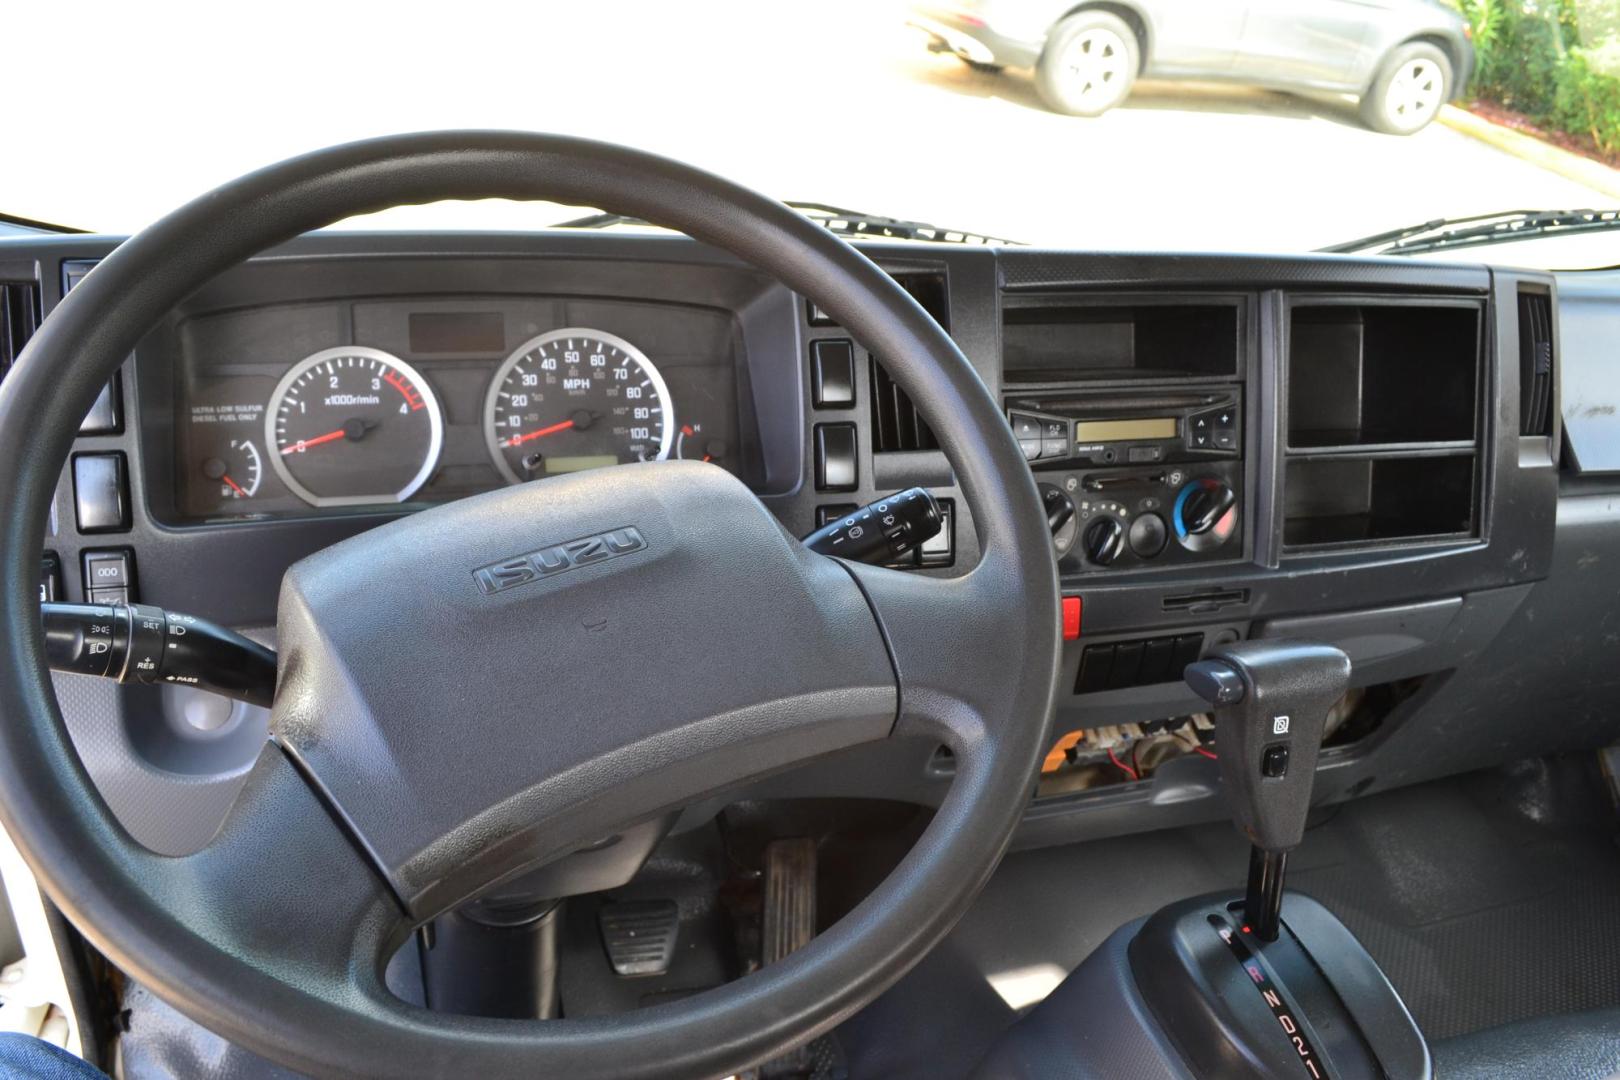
[[1038, 482, 1080, 558], [1128, 512, 1169, 558], [1174, 478, 1239, 552], [1082, 516, 1126, 566]]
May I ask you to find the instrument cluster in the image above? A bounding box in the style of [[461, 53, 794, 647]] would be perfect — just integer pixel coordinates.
[[175, 297, 756, 521]]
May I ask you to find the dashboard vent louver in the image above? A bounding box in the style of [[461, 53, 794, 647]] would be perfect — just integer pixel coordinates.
[[0, 279, 40, 386], [870, 358, 940, 452], [1517, 290, 1554, 437], [870, 272, 948, 453]]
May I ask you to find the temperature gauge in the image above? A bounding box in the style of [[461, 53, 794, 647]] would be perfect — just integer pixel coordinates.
[[201, 438, 262, 500], [675, 423, 727, 466]]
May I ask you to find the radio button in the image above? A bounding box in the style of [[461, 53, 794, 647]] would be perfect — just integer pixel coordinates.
[[1213, 429, 1238, 450], [1185, 411, 1211, 450], [1041, 419, 1069, 460], [1128, 445, 1163, 463], [1010, 412, 1045, 460]]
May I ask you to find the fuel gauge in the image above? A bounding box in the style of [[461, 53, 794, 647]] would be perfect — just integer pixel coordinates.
[[675, 423, 727, 466], [201, 438, 262, 500]]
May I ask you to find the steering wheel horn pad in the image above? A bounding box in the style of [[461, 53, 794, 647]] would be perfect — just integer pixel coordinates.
[[276, 460, 896, 918], [0, 132, 1060, 1078]]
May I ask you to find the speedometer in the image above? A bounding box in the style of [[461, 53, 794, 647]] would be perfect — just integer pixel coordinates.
[[265, 346, 444, 507], [484, 328, 673, 484]]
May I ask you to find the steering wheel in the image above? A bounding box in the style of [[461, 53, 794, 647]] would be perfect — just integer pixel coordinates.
[[0, 133, 1060, 1078]]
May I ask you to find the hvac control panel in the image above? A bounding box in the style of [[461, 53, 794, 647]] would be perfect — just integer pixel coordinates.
[[1008, 388, 1243, 573]]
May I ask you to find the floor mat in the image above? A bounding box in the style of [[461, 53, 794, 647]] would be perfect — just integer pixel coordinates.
[[839, 754, 1620, 1078]]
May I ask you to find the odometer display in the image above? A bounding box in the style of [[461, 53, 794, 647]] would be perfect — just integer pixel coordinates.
[[484, 328, 673, 484], [265, 346, 444, 507]]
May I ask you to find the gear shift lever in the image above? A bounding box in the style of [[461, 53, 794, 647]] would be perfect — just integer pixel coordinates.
[[1185, 641, 1351, 941]]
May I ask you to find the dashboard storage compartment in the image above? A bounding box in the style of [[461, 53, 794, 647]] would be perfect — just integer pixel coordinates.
[[1283, 455, 1475, 547], [1287, 302, 1479, 448], [1002, 299, 1239, 383], [1282, 298, 1484, 553]]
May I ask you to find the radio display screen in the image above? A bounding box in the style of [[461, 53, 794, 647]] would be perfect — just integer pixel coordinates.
[[1075, 418, 1178, 442]]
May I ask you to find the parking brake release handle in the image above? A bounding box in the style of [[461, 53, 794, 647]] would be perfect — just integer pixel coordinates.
[[1185, 641, 1351, 940]]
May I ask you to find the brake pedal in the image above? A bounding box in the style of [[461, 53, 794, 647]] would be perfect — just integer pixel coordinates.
[[598, 899, 679, 977]]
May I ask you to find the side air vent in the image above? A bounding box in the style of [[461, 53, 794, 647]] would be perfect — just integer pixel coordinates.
[[1518, 290, 1554, 437], [0, 279, 41, 385], [870, 272, 948, 453]]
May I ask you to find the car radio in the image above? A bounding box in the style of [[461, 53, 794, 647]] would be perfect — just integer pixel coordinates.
[[1007, 389, 1240, 467], [1006, 389, 1244, 572]]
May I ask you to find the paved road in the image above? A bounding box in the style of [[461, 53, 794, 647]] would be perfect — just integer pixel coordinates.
[[7, 1, 1614, 255]]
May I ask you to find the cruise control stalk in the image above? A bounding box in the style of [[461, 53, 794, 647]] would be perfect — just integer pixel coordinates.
[[42, 602, 276, 708]]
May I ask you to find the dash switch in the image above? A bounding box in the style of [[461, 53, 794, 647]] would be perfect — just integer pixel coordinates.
[[811, 339, 856, 408], [1062, 596, 1082, 640], [814, 424, 858, 492], [72, 452, 129, 533]]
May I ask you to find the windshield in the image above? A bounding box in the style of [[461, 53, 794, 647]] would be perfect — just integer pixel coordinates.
[[8, 0, 1620, 268]]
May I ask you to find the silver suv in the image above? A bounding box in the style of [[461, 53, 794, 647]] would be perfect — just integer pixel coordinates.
[[911, 0, 1475, 133]]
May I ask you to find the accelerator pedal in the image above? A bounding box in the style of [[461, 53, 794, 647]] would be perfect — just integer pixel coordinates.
[[598, 898, 680, 977], [763, 837, 818, 966], [761, 838, 847, 1080]]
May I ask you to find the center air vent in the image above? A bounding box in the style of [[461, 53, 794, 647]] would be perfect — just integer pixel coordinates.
[[0, 279, 40, 385], [1517, 289, 1554, 437], [870, 359, 940, 452], [869, 272, 948, 453]]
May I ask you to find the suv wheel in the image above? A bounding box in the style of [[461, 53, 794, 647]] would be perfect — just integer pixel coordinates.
[[1360, 42, 1453, 135], [1036, 11, 1140, 117]]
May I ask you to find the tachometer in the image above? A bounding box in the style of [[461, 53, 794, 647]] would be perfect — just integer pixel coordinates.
[[484, 328, 673, 484], [265, 346, 444, 507]]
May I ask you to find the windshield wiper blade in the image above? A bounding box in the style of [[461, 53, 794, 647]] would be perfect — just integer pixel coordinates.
[[781, 202, 1018, 245], [552, 201, 1019, 245], [0, 210, 88, 235], [1321, 209, 1620, 256]]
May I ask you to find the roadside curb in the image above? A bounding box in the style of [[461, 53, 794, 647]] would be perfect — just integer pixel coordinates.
[[1438, 104, 1620, 202]]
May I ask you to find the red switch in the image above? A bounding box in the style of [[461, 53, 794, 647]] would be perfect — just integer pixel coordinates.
[[1062, 596, 1082, 640]]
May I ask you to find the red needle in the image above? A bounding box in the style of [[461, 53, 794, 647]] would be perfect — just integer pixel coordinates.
[[222, 474, 247, 497], [281, 429, 347, 455], [505, 418, 576, 447]]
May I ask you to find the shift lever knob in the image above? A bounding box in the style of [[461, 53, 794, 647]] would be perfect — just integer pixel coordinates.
[[1185, 641, 1351, 854]]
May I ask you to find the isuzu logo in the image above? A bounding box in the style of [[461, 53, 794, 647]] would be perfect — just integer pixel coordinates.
[[473, 527, 647, 595]]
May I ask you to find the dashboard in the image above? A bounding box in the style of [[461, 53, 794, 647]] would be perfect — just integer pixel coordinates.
[[5, 228, 1615, 863]]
